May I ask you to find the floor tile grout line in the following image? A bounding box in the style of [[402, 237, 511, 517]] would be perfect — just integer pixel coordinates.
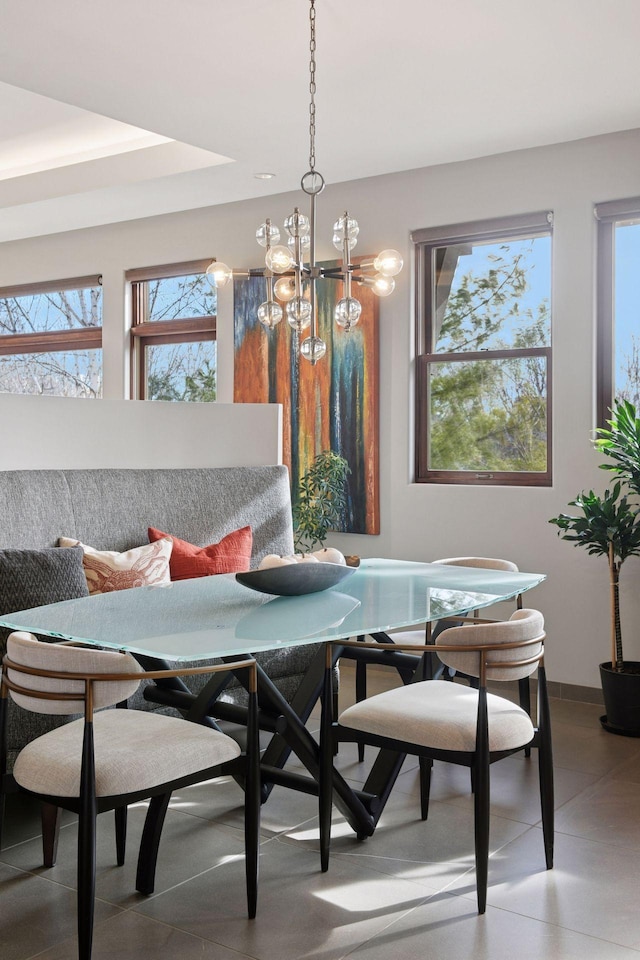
[[450, 888, 640, 954], [320, 886, 469, 960], [94, 909, 265, 960]]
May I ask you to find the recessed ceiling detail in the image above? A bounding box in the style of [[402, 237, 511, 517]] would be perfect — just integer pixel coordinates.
[[0, 0, 639, 241]]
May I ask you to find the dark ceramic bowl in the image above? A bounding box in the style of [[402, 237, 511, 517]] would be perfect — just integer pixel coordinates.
[[235, 561, 356, 597]]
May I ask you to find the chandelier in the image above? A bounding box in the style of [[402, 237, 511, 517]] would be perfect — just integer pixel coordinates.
[[207, 0, 403, 364]]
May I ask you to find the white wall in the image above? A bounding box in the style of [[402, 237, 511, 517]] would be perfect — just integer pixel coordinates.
[[2, 128, 640, 688], [0, 395, 282, 469]]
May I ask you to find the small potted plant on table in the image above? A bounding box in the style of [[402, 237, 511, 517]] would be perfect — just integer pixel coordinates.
[[293, 451, 356, 563], [550, 400, 640, 735]]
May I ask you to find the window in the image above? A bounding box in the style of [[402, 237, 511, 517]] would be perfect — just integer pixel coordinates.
[[595, 197, 640, 427], [0, 275, 102, 397], [412, 212, 553, 485], [127, 259, 217, 401]]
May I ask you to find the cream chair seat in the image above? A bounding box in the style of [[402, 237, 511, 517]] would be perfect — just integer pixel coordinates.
[[13, 708, 240, 798], [340, 680, 535, 753]]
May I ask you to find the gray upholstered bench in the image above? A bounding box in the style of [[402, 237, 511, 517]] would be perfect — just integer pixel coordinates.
[[0, 465, 319, 770]]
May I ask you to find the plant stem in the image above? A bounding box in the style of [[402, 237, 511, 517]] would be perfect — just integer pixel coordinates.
[[609, 541, 623, 671]]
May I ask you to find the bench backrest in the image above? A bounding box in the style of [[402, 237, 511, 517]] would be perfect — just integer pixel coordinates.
[[0, 466, 294, 564]]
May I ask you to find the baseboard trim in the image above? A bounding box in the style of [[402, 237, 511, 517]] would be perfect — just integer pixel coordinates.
[[545, 679, 604, 705]]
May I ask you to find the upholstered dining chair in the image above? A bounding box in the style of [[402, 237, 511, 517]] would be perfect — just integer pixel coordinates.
[[0, 632, 260, 960], [350, 557, 526, 761], [319, 609, 553, 914]]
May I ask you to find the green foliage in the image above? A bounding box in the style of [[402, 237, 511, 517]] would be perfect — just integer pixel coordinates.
[[549, 484, 640, 565], [147, 371, 182, 402], [595, 399, 640, 497], [184, 360, 217, 402], [437, 247, 532, 353], [293, 451, 351, 553]]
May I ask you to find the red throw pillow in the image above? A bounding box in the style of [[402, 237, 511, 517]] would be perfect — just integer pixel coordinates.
[[148, 525, 253, 581]]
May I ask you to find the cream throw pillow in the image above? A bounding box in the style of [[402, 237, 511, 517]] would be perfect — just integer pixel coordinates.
[[59, 537, 172, 595]]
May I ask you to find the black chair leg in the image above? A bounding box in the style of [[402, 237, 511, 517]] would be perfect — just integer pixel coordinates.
[[245, 686, 260, 919], [41, 802, 62, 867], [537, 666, 554, 869], [115, 806, 127, 866], [319, 654, 334, 872], [355, 657, 367, 763], [419, 758, 432, 820], [519, 677, 532, 757], [136, 793, 171, 896], [78, 724, 97, 960], [473, 693, 490, 915]]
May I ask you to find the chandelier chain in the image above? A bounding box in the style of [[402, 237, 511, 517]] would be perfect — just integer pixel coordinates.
[[308, 0, 316, 172]]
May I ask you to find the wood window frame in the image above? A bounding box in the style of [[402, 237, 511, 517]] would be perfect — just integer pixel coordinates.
[[595, 197, 640, 429], [411, 212, 553, 486], [127, 259, 216, 400], [0, 274, 102, 357]]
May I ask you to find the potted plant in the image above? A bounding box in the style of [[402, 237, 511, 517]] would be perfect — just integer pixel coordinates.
[[549, 400, 640, 735], [292, 450, 351, 558]]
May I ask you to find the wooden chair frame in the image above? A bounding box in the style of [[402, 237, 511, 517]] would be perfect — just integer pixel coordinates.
[[319, 631, 553, 914], [0, 649, 260, 960]]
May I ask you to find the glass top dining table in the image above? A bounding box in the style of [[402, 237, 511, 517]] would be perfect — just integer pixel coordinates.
[[0, 557, 546, 661], [0, 557, 546, 836]]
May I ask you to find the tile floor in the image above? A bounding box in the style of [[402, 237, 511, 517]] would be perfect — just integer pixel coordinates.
[[2, 664, 640, 960]]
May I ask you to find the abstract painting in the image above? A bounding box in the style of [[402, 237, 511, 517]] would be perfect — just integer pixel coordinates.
[[234, 261, 379, 535]]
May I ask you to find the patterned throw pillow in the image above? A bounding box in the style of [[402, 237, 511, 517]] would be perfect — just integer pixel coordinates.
[[0, 545, 89, 651], [148, 525, 252, 580], [58, 537, 172, 595]]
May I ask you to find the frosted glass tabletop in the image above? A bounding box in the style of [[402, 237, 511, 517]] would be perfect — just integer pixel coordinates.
[[0, 558, 545, 662]]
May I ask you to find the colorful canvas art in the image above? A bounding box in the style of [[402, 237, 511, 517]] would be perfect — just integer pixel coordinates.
[[234, 262, 379, 535]]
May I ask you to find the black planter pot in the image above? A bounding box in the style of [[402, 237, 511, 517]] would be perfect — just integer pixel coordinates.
[[600, 661, 640, 736]]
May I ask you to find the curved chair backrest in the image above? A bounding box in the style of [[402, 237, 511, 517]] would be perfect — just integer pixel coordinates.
[[433, 556, 519, 573], [435, 609, 544, 681], [5, 631, 144, 715]]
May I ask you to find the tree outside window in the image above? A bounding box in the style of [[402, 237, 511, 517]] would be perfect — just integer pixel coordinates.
[[412, 212, 552, 485], [0, 276, 102, 398], [128, 260, 217, 401], [596, 199, 640, 427]]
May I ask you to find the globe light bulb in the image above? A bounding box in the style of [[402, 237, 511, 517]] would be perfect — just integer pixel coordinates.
[[288, 234, 311, 254], [333, 232, 358, 252], [284, 210, 310, 238], [256, 222, 280, 247], [300, 336, 327, 363], [333, 215, 359, 240], [334, 296, 362, 329], [286, 296, 312, 330], [205, 261, 232, 288], [274, 276, 297, 302], [373, 249, 403, 277], [371, 274, 396, 297], [257, 300, 283, 329], [265, 245, 294, 274]]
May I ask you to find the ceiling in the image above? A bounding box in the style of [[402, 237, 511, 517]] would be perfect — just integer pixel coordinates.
[[0, 0, 639, 242]]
